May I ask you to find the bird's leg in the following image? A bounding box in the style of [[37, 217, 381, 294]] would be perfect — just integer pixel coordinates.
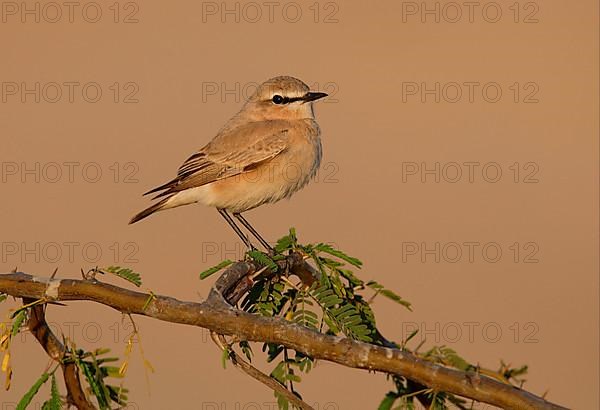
[[218, 209, 255, 251], [233, 213, 274, 254]]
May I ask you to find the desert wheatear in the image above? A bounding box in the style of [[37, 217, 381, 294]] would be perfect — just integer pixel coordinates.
[[129, 76, 328, 250]]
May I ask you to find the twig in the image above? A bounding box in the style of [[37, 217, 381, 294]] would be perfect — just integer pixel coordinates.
[[23, 298, 96, 410], [213, 333, 315, 410]]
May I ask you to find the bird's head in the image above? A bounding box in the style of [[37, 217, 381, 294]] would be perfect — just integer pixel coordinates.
[[242, 76, 328, 121]]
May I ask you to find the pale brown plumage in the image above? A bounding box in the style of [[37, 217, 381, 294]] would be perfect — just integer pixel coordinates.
[[129, 76, 327, 239], [144, 122, 291, 201]]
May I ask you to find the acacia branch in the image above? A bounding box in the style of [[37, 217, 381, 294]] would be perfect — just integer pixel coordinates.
[[212, 332, 315, 410], [0, 266, 568, 410], [23, 298, 96, 409]]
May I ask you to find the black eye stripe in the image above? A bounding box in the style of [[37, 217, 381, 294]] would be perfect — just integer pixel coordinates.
[[271, 95, 306, 105]]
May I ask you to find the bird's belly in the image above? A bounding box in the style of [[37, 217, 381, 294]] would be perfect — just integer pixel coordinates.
[[201, 151, 319, 213]]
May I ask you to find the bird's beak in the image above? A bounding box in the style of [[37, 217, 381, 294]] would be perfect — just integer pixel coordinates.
[[302, 92, 328, 102]]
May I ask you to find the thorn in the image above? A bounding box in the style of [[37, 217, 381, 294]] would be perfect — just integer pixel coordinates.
[[11, 266, 17, 273], [249, 265, 269, 280], [50, 267, 59, 279], [466, 371, 482, 387], [81, 267, 101, 282], [210, 331, 226, 351]]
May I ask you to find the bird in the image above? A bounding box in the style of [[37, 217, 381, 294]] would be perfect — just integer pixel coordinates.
[[129, 75, 328, 251]]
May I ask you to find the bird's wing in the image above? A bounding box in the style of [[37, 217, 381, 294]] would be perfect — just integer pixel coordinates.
[[144, 121, 290, 199]]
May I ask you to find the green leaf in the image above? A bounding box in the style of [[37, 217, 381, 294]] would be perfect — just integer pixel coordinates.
[[274, 229, 297, 253], [321, 314, 338, 333], [292, 309, 319, 329], [424, 346, 472, 372], [76, 358, 109, 410], [314, 243, 363, 268], [41, 373, 62, 410], [367, 281, 412, 311], [502, 363, 529, 381], [221, 347, 230, 369], [320, 294, 342, 307], [270, 361, 286, 383], [338, 269, 364, 287], [102, 366, 123, 378], [104, 266, 142, 287], [247, 250, 278, 272], [378, 392, 399, 410], [275, 391, 289, 410], [16, 372, 50, 410], [331, 304, 356, 319], [311, 255, 330, 287], [443, 348, 470, 371], [239, 341, 253, 362], [264, 343, 284, 363], [199, 259, 233, 279], [107, 385, 128, 405], [12, 309, 27, 336], [296, 354, 314, 373]]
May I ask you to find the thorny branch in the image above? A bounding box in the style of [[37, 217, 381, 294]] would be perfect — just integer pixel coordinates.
[[207, 254, 316, 410], [24, 298, 95, 409], [211, 332, 315, 410], [0, 254, 568, 410]]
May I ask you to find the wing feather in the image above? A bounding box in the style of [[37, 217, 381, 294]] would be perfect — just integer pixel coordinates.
[[143, 121, 290, 199]]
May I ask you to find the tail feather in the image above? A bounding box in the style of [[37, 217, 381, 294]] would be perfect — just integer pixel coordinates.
[[129, 197, 171, 224], [143, 178, 177, 196]]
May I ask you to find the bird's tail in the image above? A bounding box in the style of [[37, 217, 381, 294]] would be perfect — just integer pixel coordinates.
[[129, 196, 171, 224]]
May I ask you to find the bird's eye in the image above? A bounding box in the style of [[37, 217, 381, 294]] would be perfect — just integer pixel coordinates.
[[272, 95, 284, 104]]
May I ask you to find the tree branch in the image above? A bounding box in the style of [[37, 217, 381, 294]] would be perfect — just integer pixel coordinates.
[[212, 332, 315, 410], [23, 298, 96, 409], [0, 268, 568, 410]]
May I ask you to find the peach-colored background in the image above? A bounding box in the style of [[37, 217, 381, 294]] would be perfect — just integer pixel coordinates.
[[1, 1, 598, 409]]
